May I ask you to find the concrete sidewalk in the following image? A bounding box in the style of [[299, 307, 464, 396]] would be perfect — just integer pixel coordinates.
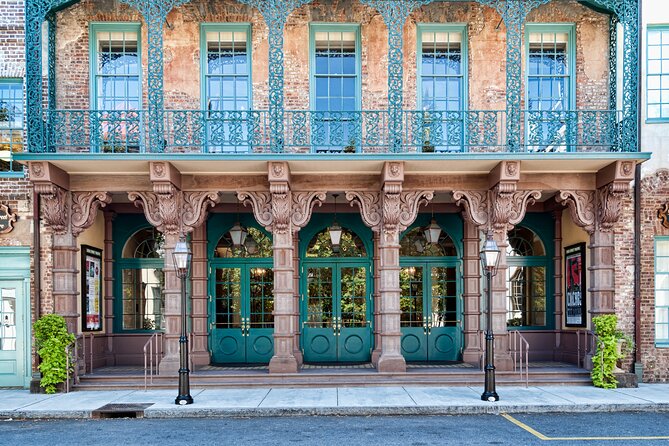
[[1, 384, 668, 419]]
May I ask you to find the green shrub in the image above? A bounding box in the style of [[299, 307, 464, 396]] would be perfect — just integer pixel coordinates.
[[591, 314, 633, 389], [34, 314, 75, 394]]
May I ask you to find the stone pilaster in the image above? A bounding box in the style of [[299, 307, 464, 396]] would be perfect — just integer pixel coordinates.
[[190, 223, 210, 367], [552, 210, 563, 337], [292, 233, 303, 366], [103, 211, 115, 365], [462, 218, 482, 365], [240, 162, 324, 373], [370, 231, 382, 366], [348, 161, 432, 372]]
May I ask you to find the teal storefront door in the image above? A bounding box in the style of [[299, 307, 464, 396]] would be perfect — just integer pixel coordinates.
[[398, 215, 463, 363], [209, 263, 274, 364], [400, 263, 462, 362], [302, 262, 371, 363]]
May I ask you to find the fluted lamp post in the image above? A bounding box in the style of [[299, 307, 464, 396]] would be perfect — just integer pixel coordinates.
[[480, 230, 501, 402], [173, 236, 193, 405]]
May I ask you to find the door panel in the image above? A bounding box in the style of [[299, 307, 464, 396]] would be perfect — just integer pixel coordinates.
[[211, 267, 245, 364], [427, 266, 460, 361], [303, 267, 337, 362], [400, 266, 428, 361], [338, 266, 370, 362], [246, 267, 274, 363], [0, 282, 24, 387]]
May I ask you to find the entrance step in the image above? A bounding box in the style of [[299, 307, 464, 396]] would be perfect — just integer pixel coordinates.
[[74, 363, 592, 391]]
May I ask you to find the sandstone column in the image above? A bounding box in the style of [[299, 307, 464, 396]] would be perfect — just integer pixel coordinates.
[[190, 223, 210, 366], [461, 218, 483, 365]]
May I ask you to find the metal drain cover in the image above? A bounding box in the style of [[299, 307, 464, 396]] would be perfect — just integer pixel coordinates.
[[92, 403, 154, 419]]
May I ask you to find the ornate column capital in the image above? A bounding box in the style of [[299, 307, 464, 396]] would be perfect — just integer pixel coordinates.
[[557, 190, 596, 235], [452, 190, 489, 228], [238, 191, 274, 231], [291, 191, 326, 229], [128, 190, 218, 235], [71, 192, 112, 237], [37, 184, 70, 235], [596, 181, 628, 232], [346, 191, 382, 231], [489, 184, 541, 233]]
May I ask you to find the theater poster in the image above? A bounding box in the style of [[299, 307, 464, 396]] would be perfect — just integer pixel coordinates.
[[81, 245, 103, 332], [565, 243, 586, 327]]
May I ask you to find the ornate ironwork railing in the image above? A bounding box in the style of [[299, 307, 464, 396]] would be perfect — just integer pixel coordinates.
[[40, 108, 627, 154]]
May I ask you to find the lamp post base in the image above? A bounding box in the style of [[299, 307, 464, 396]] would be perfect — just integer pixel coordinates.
[[175, 393, 194, 405], [481, 391, 499, 402]]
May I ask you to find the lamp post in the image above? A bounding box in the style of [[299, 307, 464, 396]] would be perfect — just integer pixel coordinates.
[[480, 230, 501, 402], [173, 236, 193, 405]]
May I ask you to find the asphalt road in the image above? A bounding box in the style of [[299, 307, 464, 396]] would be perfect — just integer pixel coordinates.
[[1, 413, 669, 446]]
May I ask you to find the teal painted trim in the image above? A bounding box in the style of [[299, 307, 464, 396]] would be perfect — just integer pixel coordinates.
[[89, 22, 143, 111], [207, 212, 272, 260], [13, 151, 652, 162], [112, 214, 164, 334], [0, 78, 25, 176], [647, 26, 669, 122], [654, 236, 669, 345], [507, 212, 555, 331], [0, 247, 31, 276], [416, 23, 469, 151], [200, 23, 252, 112], [0, 172, 24, 179], [524, 23, 576, 151]]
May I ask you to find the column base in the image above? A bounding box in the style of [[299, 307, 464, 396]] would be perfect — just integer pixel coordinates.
[[377, 353, 406, 373], [371, 348, 382, 367], [493, 352, 515, 372], [191, 350, 211, 368], [159, 355, 180, 374], [293, 349, 304, 367], [462, 350, 484, 368], [269, 355, 299, 374]]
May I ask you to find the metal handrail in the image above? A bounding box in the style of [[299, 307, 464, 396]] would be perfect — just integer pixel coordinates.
[[143, 332, 163, 391], [577, 329, 598, 368], [80, 332, 95, 375], [510, 330, 530, 387]]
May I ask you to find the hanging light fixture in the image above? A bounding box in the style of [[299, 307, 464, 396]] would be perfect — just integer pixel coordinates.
[[245, 235, 258, 255], [229, 202, 248, 248], [329, 194, 343, 253], [423, 203, 442, 244]]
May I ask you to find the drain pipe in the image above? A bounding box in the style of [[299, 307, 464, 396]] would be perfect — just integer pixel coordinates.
[[633, 0, 643, 382], [30, 188, 42, 393]]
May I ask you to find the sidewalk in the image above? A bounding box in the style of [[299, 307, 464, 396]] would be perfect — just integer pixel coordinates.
[[1, 384, 668, 419]]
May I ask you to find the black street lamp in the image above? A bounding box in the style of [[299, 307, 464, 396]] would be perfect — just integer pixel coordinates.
[[480, 230, 501, 402], [173, 236, 193, 405]]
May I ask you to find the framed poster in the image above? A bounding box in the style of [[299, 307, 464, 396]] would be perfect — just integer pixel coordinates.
[[81, 245, 103, 332], [565, 243, 586, 327]]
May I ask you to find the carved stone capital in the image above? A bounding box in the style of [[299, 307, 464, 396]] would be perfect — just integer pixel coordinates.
[[452, 190, 489, 227], [346, 191, 382, 231], [596, 182, 628, 232], [182, 191, 219, 231], [490, 186, 541, 232], [271, 190, 291, 234], [291, 191, 326, 229], [128, 190, 181, 235], [557, 190, 596, 235], [71, 192, 112, 237], [398, 190, 434, 232], [39, 185, 70, 235], [238, 191, 273, 230]]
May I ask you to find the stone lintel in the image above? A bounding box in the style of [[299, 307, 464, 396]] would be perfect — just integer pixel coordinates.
[[488, 160, 520, 189]]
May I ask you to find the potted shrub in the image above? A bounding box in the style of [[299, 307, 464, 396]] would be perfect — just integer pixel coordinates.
[[591, 314, 633, 389], [34, 314, 75, 394]]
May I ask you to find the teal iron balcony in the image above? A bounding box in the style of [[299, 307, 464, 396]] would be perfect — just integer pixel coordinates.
[[38, 108, 627, 154]]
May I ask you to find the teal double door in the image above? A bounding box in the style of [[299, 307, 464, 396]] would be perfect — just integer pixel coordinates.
[[302, 262, 372, 363], [400, 261, 462, 362], [209, 261, 274, 364]]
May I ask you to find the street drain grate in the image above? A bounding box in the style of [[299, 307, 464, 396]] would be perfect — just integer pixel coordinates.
[[92, 403, 154, 419]]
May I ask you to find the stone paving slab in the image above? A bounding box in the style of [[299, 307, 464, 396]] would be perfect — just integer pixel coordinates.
[[613, 384, 669, 404], [405, 386, 497, 407], [338, 387, 415, 407], [259, 387, 337, 408]]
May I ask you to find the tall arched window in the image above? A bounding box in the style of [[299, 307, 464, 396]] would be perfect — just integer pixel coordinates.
[[506, 226, 549, 328], [118, 227, 165, 331]]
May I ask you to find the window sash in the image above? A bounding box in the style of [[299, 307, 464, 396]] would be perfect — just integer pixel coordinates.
[[656, 238, 669, 344]]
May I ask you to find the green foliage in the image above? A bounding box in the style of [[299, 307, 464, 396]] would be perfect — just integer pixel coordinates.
[[34, 314, 75, 394], [591, 314, 633, 389]]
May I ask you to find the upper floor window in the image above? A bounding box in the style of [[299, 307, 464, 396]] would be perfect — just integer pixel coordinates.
[[92, 25, 141, 111], [647, 27, 669, 121], [656, 238, 669, 346], [0, 80, 23, 175], [311, 25, 360, 152], [418, 26, 466, 152], [202, 25, 252, 153], [525, 25, 575, 152]]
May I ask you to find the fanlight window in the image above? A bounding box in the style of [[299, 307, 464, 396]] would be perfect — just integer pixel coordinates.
[[400, 226, 457, 257], [507, 227, 545, 257], [122, 228, 165, 258], [214, 227, 273, 258], [306, 227, 366, 258]]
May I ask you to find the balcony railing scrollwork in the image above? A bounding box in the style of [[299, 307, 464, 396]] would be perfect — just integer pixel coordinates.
[[39, 108, 627, 154]]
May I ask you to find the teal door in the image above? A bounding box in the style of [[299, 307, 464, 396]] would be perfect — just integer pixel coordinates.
[[302, 263, 371, 363], [400, 263, 462, 362], [0, 280, 26, 387], [209, 263, 274, 364]]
